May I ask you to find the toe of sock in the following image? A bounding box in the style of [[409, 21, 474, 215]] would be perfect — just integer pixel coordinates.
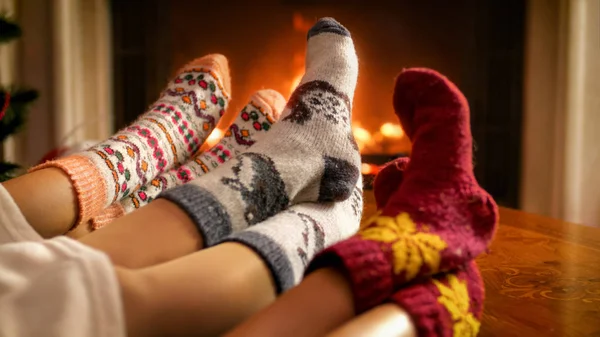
[[307, 17, 351, 39], [393, 68, 467, 139], [373, 157, 410, 209], [178, 54, 232, 97], [254, 89, 286, 121]]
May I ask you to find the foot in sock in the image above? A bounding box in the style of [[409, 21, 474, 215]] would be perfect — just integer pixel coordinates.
[[373, 157, 410, 209], [221, 175, 363, 293], [32, 54, 231, 229], [90, 90, 286, 229], [374, 159, 485, 336], [390, 260, 484, 337], [160, 18, 361, 246], [307, 68, 498, 313]]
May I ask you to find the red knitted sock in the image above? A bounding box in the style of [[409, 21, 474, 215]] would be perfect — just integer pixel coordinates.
[[373, 157, 410, 209], [370, 67, 498, 282], [307, 68, 498, 313], [389, 261, 484, 337]]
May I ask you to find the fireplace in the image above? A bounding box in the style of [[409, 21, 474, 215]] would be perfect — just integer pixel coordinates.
[[110, 0, 525, 207]]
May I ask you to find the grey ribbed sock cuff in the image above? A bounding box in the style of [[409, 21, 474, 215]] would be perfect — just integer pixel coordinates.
[[221, 231, 294, 293], [159, 184, 232, 247]]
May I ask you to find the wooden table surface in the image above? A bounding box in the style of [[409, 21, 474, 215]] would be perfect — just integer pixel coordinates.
[[362, 192, 600, 337]]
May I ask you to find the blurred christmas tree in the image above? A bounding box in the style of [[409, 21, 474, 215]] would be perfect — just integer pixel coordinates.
[[0, 14, 39, 182]]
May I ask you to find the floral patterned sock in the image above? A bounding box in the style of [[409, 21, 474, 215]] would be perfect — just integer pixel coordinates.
[[31, 54, 231, 230], [90, 89, 285, 229]]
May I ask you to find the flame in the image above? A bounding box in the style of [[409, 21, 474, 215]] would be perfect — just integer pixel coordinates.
[[288, 13, 314, 97], [352, 125, 372, 152], [289, 56, 304, 95], [293, 13, 315, 32], [205, 128, 224, 147], [380, 123, 404, 139], [361, 163, 380, 175]]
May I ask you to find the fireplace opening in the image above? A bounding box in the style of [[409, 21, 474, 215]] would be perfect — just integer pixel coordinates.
[[110, 0, 525, 207]]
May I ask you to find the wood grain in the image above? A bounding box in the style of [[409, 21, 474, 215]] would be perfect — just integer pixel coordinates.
[[362, 191, 600, 337]]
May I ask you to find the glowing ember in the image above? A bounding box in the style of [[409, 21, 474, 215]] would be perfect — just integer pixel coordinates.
[[352, 125, 372, 152], [200, 128, 224, 151], [361, 163, 380, 175], [380, 122, 404, 138], [288, 13, 313, 97], [293, 12, 315, 32], [289, 70, 303, 96]]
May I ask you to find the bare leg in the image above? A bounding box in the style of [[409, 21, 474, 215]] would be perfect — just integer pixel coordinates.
[[2, 167, 200, 268], [118, 242, 276, 337], [326, 304, 416, 337], [224, 268, 355, 337], [80, 199, 201, 268], [2, 168, 77, 238]]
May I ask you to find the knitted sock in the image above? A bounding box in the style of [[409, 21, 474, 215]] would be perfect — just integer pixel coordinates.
[[390, 261, 484, 337], [373, 157, 410, 209], [32, 54, 231, 229], [159, 18, 361, 247], [307, 68, 498, 313], [90, 89, 285, 229], [221, 175, 363, 293], [375, 157, 486, 336]]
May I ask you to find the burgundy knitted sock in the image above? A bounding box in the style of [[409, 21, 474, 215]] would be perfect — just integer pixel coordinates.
[[390, 261, 484, 337], [378, 68, 498, 275], [373, 157, 410, 210], [307, 68, 498, 313]]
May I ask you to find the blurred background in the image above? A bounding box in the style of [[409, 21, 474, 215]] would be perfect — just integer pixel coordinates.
[[0, 0, 598, 226]]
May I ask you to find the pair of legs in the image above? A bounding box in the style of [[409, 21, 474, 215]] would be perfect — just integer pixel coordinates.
[[3, 168, 277, 337], [1, 17, 374, 337], [226, 68, 497, 336]]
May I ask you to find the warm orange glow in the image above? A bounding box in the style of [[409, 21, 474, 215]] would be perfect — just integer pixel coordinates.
[[205, 128, 224, 147], [289, 71, 303, 96], [352, 125, 373, 152], [380, 122, 404, 139], [361, 163, 380, 175], [293, 13, 315, 32], [287, 13, 313, 98]]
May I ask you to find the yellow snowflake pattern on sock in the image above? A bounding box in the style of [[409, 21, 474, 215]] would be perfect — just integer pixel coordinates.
[[359, 212, 447, 281], [433, 274, 481, 337]]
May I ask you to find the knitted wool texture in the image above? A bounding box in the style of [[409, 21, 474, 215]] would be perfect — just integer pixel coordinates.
[[375, 157, 485, 336], [159, 18, 361, 247], [391, 260, 484, 337], [222, 175, 363, 293], [90, 90, 285, 229], [31, 55, 231, 229], [307, 68, 498, 314]]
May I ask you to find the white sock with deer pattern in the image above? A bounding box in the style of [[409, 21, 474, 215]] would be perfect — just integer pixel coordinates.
[[159, 17, 361, 246]]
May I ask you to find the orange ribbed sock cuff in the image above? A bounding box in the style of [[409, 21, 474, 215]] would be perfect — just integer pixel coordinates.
[[30, 155, 107, 231], [89, 203, 125, 230]]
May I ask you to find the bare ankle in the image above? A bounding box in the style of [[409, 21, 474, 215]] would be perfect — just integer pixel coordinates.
[[115, 266, 155, 337]]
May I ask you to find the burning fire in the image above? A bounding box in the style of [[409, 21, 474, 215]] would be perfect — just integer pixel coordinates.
[[352, 122, 405, 154], [288, 13, 314, 96], [197, 127, 224, 153], [199, 13, 407, 177], [205, 128, 224, 147], [380, 122, 404, 138]]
